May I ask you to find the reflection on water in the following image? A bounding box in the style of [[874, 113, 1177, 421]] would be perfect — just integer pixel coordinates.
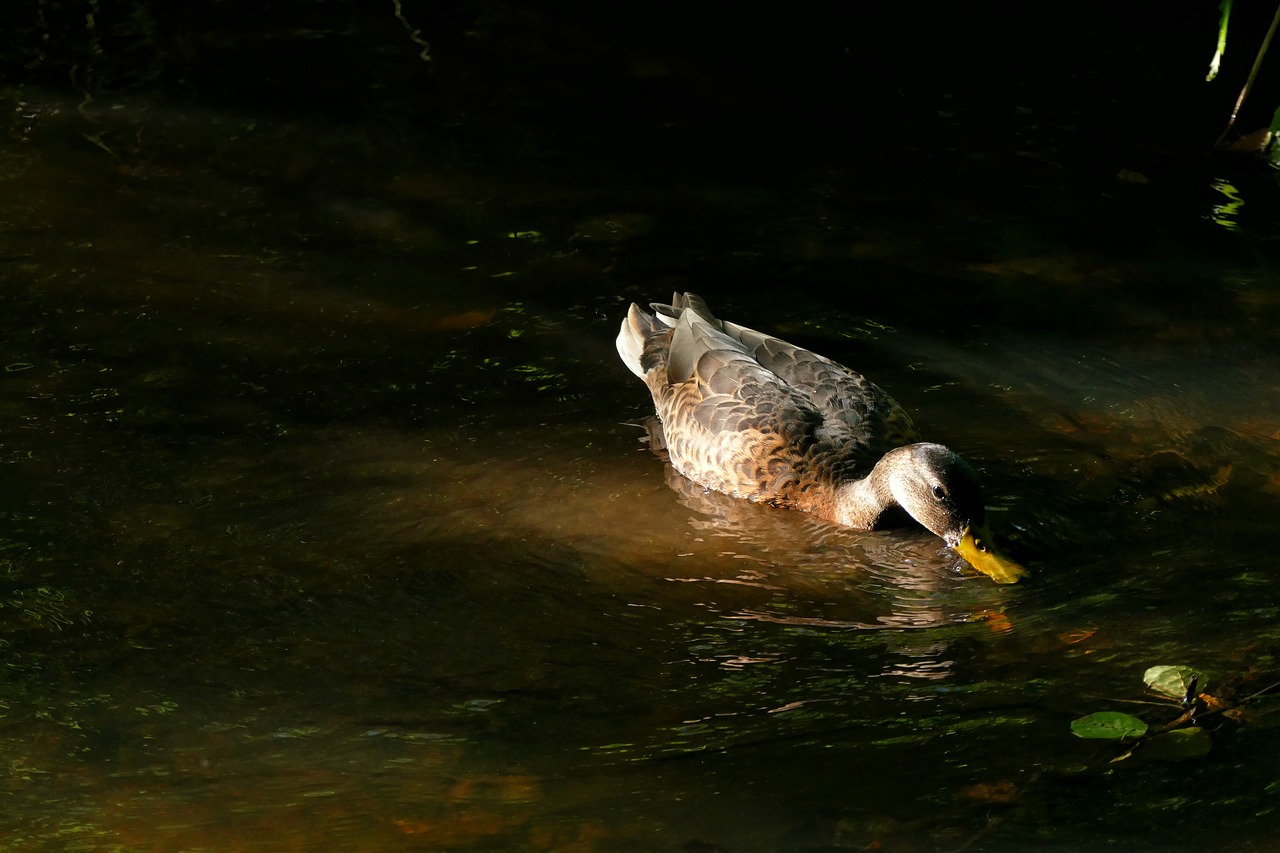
[[2, 95, 1280, 850]]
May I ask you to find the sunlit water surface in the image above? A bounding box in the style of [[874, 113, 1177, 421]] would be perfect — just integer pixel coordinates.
[[3, 97, 1280, 851]]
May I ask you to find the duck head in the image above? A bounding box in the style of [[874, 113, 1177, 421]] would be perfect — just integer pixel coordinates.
[[843, 443, 1029, 584]]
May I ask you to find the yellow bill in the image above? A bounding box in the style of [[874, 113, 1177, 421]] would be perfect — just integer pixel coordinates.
[[954, 526, 1029, 584]]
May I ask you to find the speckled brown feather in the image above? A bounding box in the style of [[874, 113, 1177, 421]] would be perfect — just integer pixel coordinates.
[[623, 293, 919, 523]]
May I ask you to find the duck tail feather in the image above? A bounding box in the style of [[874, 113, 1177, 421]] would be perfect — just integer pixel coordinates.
[[617, 303, 656, 378], [651, 292, 718, 329], [652, 295, 680, 328], [681, 293, 717, 325]]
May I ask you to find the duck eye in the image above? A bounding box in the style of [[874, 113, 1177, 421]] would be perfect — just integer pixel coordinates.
[[932, 485, 947, 501]]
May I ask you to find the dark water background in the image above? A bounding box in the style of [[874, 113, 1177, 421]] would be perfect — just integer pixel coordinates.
[[4, 3, 1280, 850]]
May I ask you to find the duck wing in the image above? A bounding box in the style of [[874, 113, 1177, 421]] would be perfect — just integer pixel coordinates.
[[719, 316, 916, 444]]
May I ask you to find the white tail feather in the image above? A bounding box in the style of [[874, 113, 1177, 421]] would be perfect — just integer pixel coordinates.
[[616, 304, 649, 378]]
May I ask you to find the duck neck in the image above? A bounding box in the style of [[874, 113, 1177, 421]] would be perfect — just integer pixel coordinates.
[[832, 457, 900, 529]]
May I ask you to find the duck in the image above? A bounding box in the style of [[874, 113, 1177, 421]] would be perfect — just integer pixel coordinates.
[[616, 292, 1027, 583]]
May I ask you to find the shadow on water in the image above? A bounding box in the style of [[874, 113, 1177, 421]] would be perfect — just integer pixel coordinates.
[[2, 94, 1280, 850]]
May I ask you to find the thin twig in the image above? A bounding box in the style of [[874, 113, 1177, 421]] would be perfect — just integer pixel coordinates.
[[1215, 0, 1280, 147], [391, 0, 432, 62], [1234, 677, 1280, 706]]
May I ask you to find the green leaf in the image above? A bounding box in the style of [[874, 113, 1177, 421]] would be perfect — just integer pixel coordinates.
[[1070, 711, 1149, 740], [1143, 665, 1201, 700], [1141, 727, 1213, 762]]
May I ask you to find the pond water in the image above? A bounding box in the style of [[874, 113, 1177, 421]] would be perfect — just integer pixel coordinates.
[[3, 88, 1280, 852]]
